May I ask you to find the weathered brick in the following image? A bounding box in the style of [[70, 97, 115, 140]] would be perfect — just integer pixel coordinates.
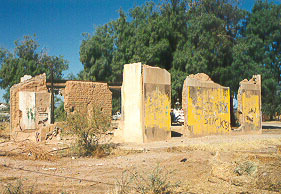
[[64, 81, 112, 118]]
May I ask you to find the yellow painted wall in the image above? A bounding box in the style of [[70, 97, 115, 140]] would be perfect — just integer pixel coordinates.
[[187, 86, 231, 136], [241, 92, 261, 130], [144, 88, 171, 131]]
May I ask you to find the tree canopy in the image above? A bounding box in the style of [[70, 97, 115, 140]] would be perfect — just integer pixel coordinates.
[[79, 0, 281, 118], [0, 35, 69, 102]]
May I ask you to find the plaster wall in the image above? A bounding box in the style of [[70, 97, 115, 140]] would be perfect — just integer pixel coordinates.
[[182, 73, 231, 136], [238, 75, 262, 132], [10, 74, 51, 141], [121, 63, 171, 143], [122, 63, 143, 143], [143, 65, 171, 142]]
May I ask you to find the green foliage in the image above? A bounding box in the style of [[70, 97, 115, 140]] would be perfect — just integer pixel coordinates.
[[54, 98, 67, 122], [79, 0, 245, 102], [80, 0, 281, 118], [66, 105, 111, 157], [111, 88, 121, 115], [0, 35, 69, 102], [234, 161, 257, 176], [232, 0, 281, 118]]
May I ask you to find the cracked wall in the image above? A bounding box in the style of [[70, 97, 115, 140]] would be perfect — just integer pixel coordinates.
[[182, 73, 231, 136], [121, 63, 171, 143], [10, 74, 51, 141], [10, 75, 112, 142], [238, 75, 262, 132]]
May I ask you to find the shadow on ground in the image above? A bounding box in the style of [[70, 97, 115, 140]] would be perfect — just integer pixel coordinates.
[[262, 125, 281, 129]]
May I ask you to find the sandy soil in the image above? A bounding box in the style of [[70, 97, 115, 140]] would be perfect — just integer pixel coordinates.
[[0, 122, 281, 194]]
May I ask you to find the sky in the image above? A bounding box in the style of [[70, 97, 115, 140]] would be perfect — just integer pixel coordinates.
[[0, 0, 280, 102]]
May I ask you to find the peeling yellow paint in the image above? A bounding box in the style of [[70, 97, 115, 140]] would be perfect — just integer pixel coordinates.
[[241, 93, 260, 128], [187, 86, 231, 136], [144, 88, 170, 131]]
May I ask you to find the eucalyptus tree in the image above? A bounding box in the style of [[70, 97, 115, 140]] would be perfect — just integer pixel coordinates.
[[0, 35, 69, 102]]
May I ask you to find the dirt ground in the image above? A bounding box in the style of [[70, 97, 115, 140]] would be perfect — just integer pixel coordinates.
[[1, 122, 281, 194]]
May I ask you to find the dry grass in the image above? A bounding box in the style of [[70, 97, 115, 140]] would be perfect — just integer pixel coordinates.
[[0, 177, 18, 182], [166, 138, 281, 153], [110, 148, 144, 157], [1, 179, 35, 194], [3, 141, 57, 161], [109, 165, 180, 194], [65, 105, 112, 157], [0, 122, 10, 142]]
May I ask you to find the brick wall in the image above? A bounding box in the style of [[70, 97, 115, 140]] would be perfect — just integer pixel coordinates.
[[64, 81, 112, 118]]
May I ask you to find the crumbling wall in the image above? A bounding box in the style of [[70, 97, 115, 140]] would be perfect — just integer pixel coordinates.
[[182, 73, 231, 136], [64, 81, 112, 118], [238, 75, 262, 132], [122, 63, 171, 143], [10, 74, 51, 141]]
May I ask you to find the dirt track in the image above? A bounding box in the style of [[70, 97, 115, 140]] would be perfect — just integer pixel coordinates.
[[0, 122, 281, 193]]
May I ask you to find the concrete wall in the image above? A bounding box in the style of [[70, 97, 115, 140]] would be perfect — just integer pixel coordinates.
[[121, 63, 171, 143], [143, 65, 171, 142], [122, 63, 144, 143], [182, 73, 231, 136], [10, 74, 51, 141], [64, 81, 112, 118], [238, 75, 262, 132]]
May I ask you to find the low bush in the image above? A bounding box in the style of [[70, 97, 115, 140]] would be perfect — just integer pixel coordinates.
[[66, 105, 111, 157], [111, 165, 180, 194], [2, 180, 34, 194]]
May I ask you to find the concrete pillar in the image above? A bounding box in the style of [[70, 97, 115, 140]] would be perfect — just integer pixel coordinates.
[[122, 63, 144, 143], [121, 63, 171, 143]]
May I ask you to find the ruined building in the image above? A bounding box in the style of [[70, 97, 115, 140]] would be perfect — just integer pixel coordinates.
[[10, 74, 51, 141], [238, 75, 262, 132], [121, 63, 171, 143], [10, 74, 112, 141], [64, 81, 112, 116], [182, 73, 231, 136], [9, 69, 262, 143]]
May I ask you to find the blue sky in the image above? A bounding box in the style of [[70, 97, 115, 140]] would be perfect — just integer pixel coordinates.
[[0, 0, 279, 102]]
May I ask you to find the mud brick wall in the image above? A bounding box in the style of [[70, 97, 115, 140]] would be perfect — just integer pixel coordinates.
[[10, 74, 51, 141], [238, 75, 262, 132], [122, 63, 171, 143], [182, 73, 231, 136], [64, 81, 112, 118]]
